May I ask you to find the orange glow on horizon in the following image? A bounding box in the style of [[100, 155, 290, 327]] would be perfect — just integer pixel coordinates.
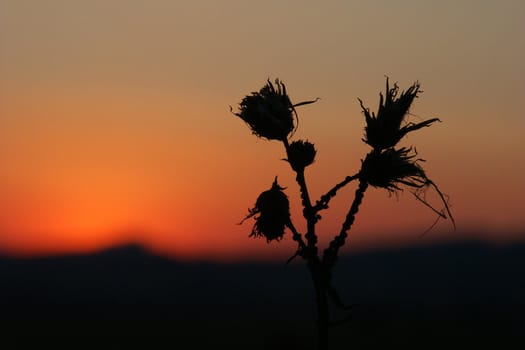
[[1, 86, 524, 261], [1, 1, 524, 261]]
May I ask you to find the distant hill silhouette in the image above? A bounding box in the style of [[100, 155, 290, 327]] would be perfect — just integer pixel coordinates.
[[1, 240, 524, 347]]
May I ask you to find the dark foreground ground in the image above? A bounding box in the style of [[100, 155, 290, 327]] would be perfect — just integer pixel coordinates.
[[1, 240, 524, 349]]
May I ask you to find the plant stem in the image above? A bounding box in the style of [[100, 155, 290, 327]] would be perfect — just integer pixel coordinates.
[[283, 138, 328, 348], [313, 173, 360, 212], [305, 258, 329, 350], [314, 275, 329, 350], [323, 177, 369, 269], [286, 221, 307, 258], [283, 139, 318, 256]]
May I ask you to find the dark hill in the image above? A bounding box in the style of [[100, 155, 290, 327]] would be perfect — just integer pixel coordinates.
[[1, 240, 524, 348]]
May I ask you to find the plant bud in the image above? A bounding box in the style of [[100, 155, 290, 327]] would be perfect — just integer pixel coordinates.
[[286, 140, 316, 172], [240, 177, 291, 242]]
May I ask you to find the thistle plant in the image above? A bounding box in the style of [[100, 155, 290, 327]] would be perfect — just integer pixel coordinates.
[[231, 78, 455, 349]]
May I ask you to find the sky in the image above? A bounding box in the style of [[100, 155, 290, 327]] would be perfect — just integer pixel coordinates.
[[0, 0, 524, 262]]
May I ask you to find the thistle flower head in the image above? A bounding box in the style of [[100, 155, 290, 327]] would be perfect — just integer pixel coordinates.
[[285, 140, 317, 172], [232, 79, 319, 141], [358, 78, 440, 150], [361, 147, 428, 192], [361, 147, 456, 232], [240, 177, 291, 242]]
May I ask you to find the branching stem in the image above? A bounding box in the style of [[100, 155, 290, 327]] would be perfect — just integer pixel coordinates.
[[314, 173, 361, 212], [283, 139, 318, 256], [323, 178, 369, 269]]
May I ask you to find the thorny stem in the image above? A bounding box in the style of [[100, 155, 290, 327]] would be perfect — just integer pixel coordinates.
[[286, 221, 307, 250], [283, 138, 329, 349], [283, 136, 371, 349], [323, 177, 369, 269], [285, 221, 308, 263], [283, 139, 318, 257], [313, 173, 361, 213]]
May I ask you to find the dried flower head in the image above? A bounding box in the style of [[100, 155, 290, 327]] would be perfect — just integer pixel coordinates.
[[285, 140, 317, 172], [239, 177, 291, 242], [232, 79, 319, 141], [361, 147, 456, 232], [358, 78, 440, 150], [361, 147, 428, 192]]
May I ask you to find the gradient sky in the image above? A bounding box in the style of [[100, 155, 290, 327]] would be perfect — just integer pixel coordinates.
[[1, 0, 524, 261]]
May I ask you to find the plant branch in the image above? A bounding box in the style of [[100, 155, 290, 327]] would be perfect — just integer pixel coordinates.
[[283, 139, 318, 256], [313, 173, 360, 213], [286, 220, 307, 251], [323, 177, 369, 269], [285, 220, 308, 264]]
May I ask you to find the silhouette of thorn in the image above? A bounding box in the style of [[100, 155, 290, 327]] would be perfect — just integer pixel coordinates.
[[412, 179, 456, 233], [286, 251, 300, 265], [292, 97, 321, 108]]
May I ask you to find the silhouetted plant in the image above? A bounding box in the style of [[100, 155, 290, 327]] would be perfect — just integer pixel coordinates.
[[239, 177, 291, 242], [231, 77, 455, 349]]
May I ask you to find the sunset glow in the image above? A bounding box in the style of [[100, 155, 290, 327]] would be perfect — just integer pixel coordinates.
[[1, 0, 524, 262]]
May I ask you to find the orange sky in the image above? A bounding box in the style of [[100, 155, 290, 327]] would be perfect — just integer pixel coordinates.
[[1, 0, 524, 261]]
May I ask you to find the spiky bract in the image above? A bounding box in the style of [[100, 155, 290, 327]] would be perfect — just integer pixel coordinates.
[[361, 147, 428, 192], [359, 78, 440, 150], [233, 79, 296, 141]]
